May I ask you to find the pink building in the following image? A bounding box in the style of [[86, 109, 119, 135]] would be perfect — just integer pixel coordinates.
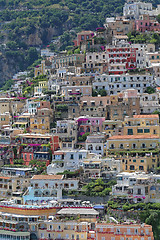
[[73, 31, 94, 46], [77, 116, 105, 136], [136, 15, 160, 32]]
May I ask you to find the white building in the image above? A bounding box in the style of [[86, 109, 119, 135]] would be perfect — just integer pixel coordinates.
[[140, 92, 160, 114], [41, 48, 55, 57], [85, 134, 106, 156], [26, 98, 40, 115], [132, 44, 147, 69], [23, 175, 79, 203], [47, 149, 88, 174], [83, 153, 122, 179], [93, 73, 154, 95], [47, 79, 60, 94], [86, 52, 108, 64], [112, 172, 160, 203], [61, 85, 92, 100], [123, 1, 153, 19]]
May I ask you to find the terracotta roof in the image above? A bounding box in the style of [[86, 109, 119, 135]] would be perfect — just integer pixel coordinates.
[[53, 152, 64, 155], [78, 31, 93, 34], [108, 135, 159, 140], [157, 87, 160, 90], [133, 114, 159, 118], [32, 175, 64, 180], [0, 176, 11, 180]]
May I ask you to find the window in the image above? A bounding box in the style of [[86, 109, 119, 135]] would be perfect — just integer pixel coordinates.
[[144, 129, 150, 133], [70, 154, 74, 159], [31, 225, 35, 231], [132, 143, 136, 149], [135, 229, 138, 234], [139, 166, 144, 170], [137, 129, 143, 133], [120, 144, 123, 149], [141, 143, 146, 148], [128, 129, 133, 135], [110, 144, 114, 149], [41, 233, 44, 238], [127, 229, 131, 234], [130, 165, 135, 170], [101, 237, 105, 240]]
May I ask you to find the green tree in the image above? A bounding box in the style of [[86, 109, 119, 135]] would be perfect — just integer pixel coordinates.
[[92, 89, 98, 97], [145, 86, 155, 94], [26, 47, 39, 66], [98, 89, 107, 96]]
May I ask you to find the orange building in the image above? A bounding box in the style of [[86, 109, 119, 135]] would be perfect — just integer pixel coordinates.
[[96, 223, 154, 240]]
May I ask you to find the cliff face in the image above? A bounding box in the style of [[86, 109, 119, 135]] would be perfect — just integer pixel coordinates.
[[24, 27, 61, 46], [0, 54, 20, 87], [0, 25, 63, 85]]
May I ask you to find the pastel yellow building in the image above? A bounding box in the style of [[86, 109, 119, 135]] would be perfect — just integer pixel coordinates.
[[30, 108, 51, 134], [34, 60, 45, 77], [34, 81, 48, 96], [0, 113, 11, 128], [38, 220, 89, 240], [102, 120, 123, 137], [106, 135, 159, 172], [123, 114, 159, 136]]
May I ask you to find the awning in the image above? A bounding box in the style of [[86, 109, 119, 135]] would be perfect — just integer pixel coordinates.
[[0, 230, 30, 236], [14, 122, 28, 125]]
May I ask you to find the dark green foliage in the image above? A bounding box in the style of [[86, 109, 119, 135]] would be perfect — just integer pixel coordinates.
[[145, 86, 156, 94], [82, 179, 116, 197], [157, 14, 160, 23], [78, 132, 90, 142], [0, 79, 14, 91], [128, 31, 160, 46], [29, 159, 46, 174], [13, 159, 24, 165], [92, 88, 107, 97], [26, 47, 38, 66], [92, 89, 98, 97], [57, 168, 84, 178]]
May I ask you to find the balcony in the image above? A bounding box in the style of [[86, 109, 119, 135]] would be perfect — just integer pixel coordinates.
[[39, 227, 47, 230]]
